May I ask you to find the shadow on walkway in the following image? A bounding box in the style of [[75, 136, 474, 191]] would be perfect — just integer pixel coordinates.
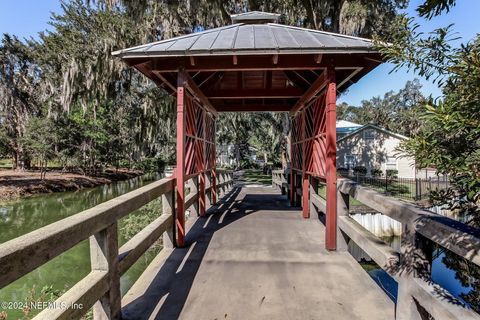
[[122, 186, 295, 320]]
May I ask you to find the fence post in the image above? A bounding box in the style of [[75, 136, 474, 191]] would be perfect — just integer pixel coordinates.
[[90, 223, 121, 320], [385, 174, 388, 194]]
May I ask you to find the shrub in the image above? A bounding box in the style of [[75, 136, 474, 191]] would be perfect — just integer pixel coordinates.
[[386, 169, 398, 178], [353, 166, 367, 175], [371, 168, 383, 177], [133, 157, 166, 173]]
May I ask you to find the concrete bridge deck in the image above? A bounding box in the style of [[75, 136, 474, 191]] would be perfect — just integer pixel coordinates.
[[122, 185, 394, 320]]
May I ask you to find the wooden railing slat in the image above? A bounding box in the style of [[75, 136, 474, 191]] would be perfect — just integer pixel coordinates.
[[33, 270, 109, 320], [118, 213, 173, 275], [0, 178, 174, 289]]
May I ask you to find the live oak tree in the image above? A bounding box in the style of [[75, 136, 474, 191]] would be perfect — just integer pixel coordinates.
[[337, 79, 426, 137]]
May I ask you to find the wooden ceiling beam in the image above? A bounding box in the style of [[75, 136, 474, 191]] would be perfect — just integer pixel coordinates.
[[149, 54, 378, 72], [215, 104, 291, 112], [205, 87, 304, 99], [283, 71, 313, 91], [199, 72, 224, 90], [290, 70, 329, 116]]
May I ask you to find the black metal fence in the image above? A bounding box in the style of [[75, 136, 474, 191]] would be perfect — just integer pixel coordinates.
[[338, 172, 450, 202]]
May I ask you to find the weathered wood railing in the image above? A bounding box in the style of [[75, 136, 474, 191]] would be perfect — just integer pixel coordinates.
[[335, 178, 480, 320], [0, 169, 233, 320], [273, 169, 480, 320]]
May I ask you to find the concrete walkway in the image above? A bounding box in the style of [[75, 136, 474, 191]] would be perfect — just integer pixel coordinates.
[[122, 186, 394, 320]]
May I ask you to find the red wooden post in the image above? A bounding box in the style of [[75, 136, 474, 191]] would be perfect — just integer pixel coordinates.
[[199, 106, 206, 216], [302, 173, 310, 218], [176, 71, 186, 247], [301, 109, 309, 218], [325, 67, 337, 251]]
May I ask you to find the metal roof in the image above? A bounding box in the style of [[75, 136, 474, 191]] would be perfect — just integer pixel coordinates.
[[112, 23, 376, 58], [230, 11, 280, 23]]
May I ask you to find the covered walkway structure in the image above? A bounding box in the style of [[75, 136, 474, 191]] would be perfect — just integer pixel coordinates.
[[112, 11, 382, 249]]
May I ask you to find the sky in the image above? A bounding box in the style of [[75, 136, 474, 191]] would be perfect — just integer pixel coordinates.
[[1, 0, 479, 106]]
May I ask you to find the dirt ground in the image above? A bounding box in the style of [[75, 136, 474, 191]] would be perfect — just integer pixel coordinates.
[[0, 169, 143, 201]]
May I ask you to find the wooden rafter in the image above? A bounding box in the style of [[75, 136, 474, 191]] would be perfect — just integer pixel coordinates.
[[199, 72, 224, 89], [283, 70, 311, 89], [154, 71, 177, 93], [150, 54, 377, 72], [179, 70, 218, 116]]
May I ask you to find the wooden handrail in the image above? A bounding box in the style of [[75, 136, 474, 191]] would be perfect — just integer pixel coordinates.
[[337, 179, 480, 266], [0, 178, 175, 289], [0, 170, 235, 320], [335, 178, 480, 319], [272, 170, 480, 319]]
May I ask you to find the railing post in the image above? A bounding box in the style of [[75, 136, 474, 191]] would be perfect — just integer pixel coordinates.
[[162, 188, 175, 248], [219, 172, 225, 199], [90, 223, 121, 320], [189, 176, 199, 217], [396, 221, 433, 319], [290, 169, 296, 206], [205, 170, 212, 210], [309, 177, 318, 219], [336, 182, 349, 251], [212, 168, 217, 204]]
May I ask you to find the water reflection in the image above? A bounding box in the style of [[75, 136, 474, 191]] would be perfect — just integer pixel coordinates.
[[0, 173, 162, 319], [350, 212, 479, 312]]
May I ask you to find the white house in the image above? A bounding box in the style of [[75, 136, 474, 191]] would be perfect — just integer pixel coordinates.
[[336, 123, 416, 178]]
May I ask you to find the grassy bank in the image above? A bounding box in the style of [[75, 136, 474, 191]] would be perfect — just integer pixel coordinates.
[[0, 169, 143, 201]]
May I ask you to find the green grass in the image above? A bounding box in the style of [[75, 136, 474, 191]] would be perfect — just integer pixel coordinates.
[[0, 158, 12, 168], [317, 184, 363, 205], [242, 169, 272, 185]]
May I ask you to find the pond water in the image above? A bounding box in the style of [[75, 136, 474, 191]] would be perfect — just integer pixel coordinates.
[[0, 174, 162, 319], [350, 215, 478, 312]]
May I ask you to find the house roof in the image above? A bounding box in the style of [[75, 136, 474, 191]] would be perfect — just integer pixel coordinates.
[[336, 120, 362, 128], [112, 22, 376, 58], [336, 124, 409, 143]]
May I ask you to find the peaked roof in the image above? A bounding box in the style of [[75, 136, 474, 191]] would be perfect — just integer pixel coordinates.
[[337, 124, 409, 143], [112, 23, 375, 58], [336, 120, 362, 128]]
